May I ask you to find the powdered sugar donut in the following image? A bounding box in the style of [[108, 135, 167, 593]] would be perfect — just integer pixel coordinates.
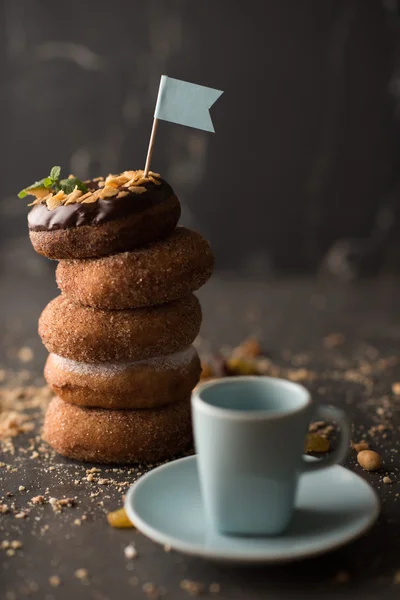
[[44, 346, 201, 409], [43, 396, 192, 464], [56, 227, 214, 309], [39, 294, 201, 363]]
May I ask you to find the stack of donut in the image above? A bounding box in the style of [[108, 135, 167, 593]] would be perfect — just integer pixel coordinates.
[[27, 170, 214, 463]]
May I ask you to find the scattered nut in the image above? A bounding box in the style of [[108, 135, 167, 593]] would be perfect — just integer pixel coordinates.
[[142, 582, 158, 598], [49, 575, 61, 587], [180, 579, 205, 595], [357, 450, 382, 471], [383, 476, 393, 484], [75, 568, 88, 581], [31, 496, 45, 505], [323, 333, 345, 349], [14, 511, 28, 519], [392, 382, 400, 396], [17, 347, 33, 363], [124, 544, 137, 559]]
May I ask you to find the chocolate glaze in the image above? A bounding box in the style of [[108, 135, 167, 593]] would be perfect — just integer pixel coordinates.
[[28, 178, 174, 231]]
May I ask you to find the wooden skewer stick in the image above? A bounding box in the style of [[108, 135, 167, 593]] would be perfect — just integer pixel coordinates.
[[143, 118, 159, 177]]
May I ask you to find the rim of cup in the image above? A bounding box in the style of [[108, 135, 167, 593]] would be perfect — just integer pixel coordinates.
[[192, 376, 312, 420]]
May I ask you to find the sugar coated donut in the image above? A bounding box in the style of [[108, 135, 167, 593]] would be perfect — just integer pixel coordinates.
[[56, 227, 214, 309], [28, 172, 180, 259], [44, 346, 201, 409], [43, 396, 192, 464], [39, 294, 202, 363]]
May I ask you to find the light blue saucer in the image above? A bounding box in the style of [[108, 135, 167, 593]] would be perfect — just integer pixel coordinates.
[[125, 456, 379, 564]]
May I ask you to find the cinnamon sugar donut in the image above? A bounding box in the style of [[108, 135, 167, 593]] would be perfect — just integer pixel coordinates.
[[56, 227, 214, 309], [44, 346, 201, 409], [28, 177, 180, 259], [43, 396, 192, 464], [39, 294, 201, 363]]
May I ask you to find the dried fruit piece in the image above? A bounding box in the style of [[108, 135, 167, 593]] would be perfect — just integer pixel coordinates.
[[305, 433, 330, 453], [200, 362, 214, 380], [225, 357, 259, 376], [357, 450, 382, 471], [107, 507, 133, 528]]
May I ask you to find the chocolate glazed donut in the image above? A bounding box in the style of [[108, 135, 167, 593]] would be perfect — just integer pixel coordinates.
[[28, 178, 180, 259]]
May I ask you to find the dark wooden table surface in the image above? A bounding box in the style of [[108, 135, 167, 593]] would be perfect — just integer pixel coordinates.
[[2, 270, 400, 600]]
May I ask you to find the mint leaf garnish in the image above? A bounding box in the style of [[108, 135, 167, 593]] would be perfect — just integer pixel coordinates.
[[58, 177, 88, 195], [18, 178, 48, 198], [50, 166, 61, 181], [19, 166, 87, 199]]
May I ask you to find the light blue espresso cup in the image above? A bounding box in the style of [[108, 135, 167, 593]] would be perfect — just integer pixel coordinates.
[[192, 376, 351, 536]]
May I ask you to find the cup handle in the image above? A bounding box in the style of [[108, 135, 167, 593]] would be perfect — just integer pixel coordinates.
[[301, 404, 351, 473]]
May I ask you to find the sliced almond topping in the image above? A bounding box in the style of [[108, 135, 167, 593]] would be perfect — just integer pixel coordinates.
[[104, 177, 119, 188], [128, 186, 147, 194], [76, 191, 92, 202], [27, 169, 162, 208], [81, 191, 102, 204], [28, 194, 52, 207], [65, 186, 83, 204], [100, 186, 119, 199], [123, 170, 136, 179], [28, 186, 52, 199], [132, 177, 148, 186], [105, 174, 129, 188], [46, 191, 66, 210]]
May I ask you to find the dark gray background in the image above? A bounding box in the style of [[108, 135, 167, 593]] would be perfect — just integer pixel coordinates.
[[1, 0, 400, 276]]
